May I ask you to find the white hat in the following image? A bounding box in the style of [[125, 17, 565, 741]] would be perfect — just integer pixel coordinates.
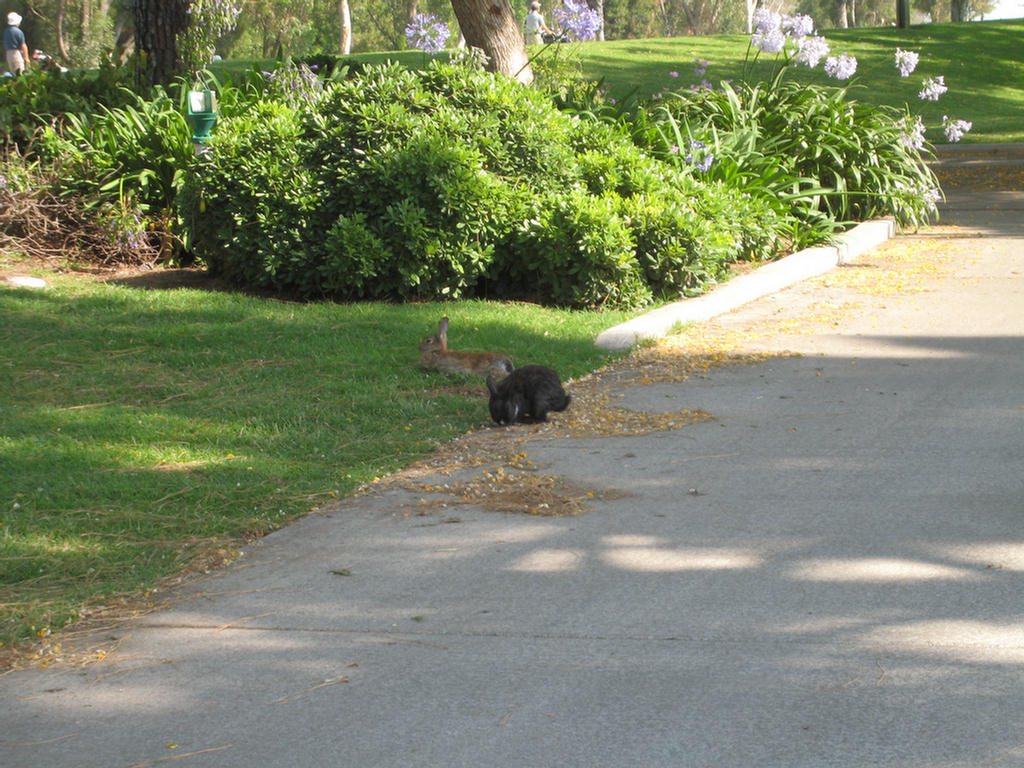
[[7, 12, 21, 25]]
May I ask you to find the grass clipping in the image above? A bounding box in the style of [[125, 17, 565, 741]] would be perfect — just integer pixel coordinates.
[[373, 348, 780, 518]]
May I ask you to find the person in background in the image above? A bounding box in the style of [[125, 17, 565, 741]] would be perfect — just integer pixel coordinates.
[[524, 1, 554, 45], [4, 12, 28, 76]]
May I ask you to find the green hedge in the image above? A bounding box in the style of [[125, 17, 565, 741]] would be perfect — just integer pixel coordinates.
[[182, 60, 785, 310]]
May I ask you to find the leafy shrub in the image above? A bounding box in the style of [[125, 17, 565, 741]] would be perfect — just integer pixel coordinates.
[[0, 63, 136, 147], [318, 133, 513, 300], [610, 15, 943, 236], [506, 191, 651, 309], [180, 101, 316, 289], [184, 60, 771, 309], [37, 86, 194, 261], [41, 87, 192, 215], [654, 74, 939, 230]]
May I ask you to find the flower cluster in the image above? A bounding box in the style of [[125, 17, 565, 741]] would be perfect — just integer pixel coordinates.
[[752, 12, 818, 50], [262, 62, 324, 110], [824, 53, 858, 80], [102, 204, 148, 253], [751, 10, 786, 54], [684, 140, 715, 172], [750, 10, 859, 82], [900, 115, 927, 151], [918, 75, 948, 101], [794, 36, 830, 69], [782, 13, 815, 39], [918, 184, 943, 213], [553, 0, 602, 42], [404, 13, 451, 53], [894, 48, 919, 78], [943, 115, 973, 143]]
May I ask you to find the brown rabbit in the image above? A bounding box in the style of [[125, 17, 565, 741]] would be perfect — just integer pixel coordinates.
[[418, 317, 514, 378]]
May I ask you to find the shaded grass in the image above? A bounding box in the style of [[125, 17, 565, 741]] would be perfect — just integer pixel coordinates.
[[0, 271, 631, 648]]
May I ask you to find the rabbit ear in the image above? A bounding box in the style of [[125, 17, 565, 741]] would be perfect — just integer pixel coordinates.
[[507, 401, 519, 423], [486, 375, 498, 395], [438, 317, 449, 337]]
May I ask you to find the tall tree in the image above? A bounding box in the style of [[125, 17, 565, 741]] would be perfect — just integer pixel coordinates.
[[449, 0, 532, 83], [339, 0, 352, 53], [132, 0, 189, 85]]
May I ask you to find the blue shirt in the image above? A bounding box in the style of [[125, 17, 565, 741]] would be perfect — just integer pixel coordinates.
[[4, 25, 25, 51]]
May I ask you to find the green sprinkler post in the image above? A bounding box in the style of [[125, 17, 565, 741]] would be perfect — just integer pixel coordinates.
[[186, 89, 218, 153]]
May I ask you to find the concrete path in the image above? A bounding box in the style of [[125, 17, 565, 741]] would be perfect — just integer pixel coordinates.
[[1, 149, 1022, 768]]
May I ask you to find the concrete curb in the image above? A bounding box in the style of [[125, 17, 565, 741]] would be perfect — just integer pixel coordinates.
[[595, 217, 896, 351], [931, 141, 1024, 157]]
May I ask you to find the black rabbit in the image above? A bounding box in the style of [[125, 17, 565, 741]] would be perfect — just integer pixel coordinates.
[[486, 365, 571, 426]]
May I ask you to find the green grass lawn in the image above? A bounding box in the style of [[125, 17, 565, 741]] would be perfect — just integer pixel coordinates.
[[0, 265, 631, 650], [237, 19, 1021, 144], [576, 20, 1024, 144]]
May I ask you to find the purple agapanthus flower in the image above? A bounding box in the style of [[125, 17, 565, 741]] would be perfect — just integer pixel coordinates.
[[942, 115, 972, 142], [264, 62, 324, 109], [404, 13, 451, 53], [685, 140, 714, 172], [782, 13, 815, 38], [751, 9, 786, 53], [553, 0, 602, 41], [824, 53, 858, 80], [894, 48, 920, 78], [753, 28, 786, 53], [900, 115, 927, 151], [794, 35, 830, 68], [694, 58, 709, 76], [920, 185, 942, 212], [918, 75, 948, 101], [752, 8, 781, 35]]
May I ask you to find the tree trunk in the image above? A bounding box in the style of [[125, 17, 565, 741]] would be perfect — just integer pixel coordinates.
[[835, 0, 849, 27], [339, 0, 352, 54], [896, 0, 910, 27], [56, 0, 70, 60], [132, 0, 190, 87], [450, 0, 532, 84], [80, 0, 91, 37], [592, 0, 605, 40], [950, 0, 969, 20], [745, 0, 757, 33], [113, 17, 134, 64], [679, 0, 699, 34]]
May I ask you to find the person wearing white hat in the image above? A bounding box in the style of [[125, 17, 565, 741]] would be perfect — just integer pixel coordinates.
[[524, 2, 554, 45], [4, 12, 29, 76]]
